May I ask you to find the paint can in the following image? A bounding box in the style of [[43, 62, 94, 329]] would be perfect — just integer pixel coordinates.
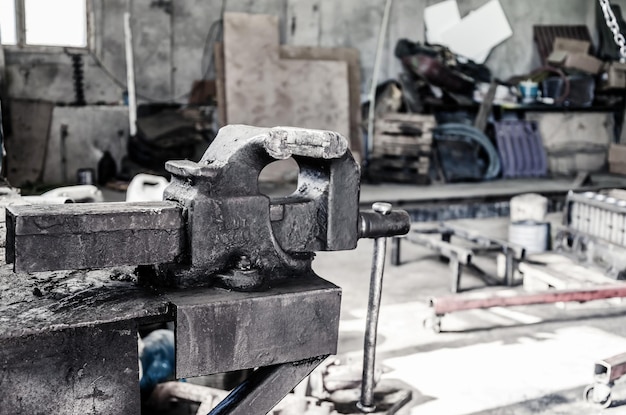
[[76, 168, 95, 185], [519, 80, 539, 104], [509, 221, 550, 254]]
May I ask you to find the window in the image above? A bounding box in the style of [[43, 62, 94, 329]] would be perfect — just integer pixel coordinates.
[[0, 0, 88, 48], [0, 0, 17, 45]]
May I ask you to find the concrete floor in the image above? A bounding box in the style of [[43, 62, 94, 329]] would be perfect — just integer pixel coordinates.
[[313, 216, 626, 415]]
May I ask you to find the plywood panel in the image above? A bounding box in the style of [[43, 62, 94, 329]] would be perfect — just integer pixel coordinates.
[[223, 12, 350, 141], [6, 100, 54, 186], [279, 45, 362, 158]]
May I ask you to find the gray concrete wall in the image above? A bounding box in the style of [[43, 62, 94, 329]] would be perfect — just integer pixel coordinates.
[[3, 0, 613, 185], [3, 0, 602, 106], [438, 0, 595, 81]]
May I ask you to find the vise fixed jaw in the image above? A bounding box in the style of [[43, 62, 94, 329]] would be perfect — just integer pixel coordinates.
[[7, 125, 410, 290]]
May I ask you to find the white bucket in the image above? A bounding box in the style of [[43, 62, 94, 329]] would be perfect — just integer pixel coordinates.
[[509, 221, 550, 254]]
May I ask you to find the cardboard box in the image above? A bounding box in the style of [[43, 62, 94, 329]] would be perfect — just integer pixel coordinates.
[[606, 62, 626, 89], [564, 52, 603, 74], [609, 144, 626, 174], [553, 37, 590, 55], [549, 37, 601, 74], [547, 50, 568, 65]]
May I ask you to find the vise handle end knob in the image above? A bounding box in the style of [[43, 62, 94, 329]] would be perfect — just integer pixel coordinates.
[[359, 205, 410, 239]]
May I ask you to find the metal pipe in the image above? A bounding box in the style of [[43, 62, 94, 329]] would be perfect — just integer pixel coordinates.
[[366, 0, 393, 158], [595, 352, 626, 384], [358, 202, 391, 413], [431, 284, 626, 316], [391, 237, 401, 266], [124, 12, 137, 137], [208, 356, 327, 415]]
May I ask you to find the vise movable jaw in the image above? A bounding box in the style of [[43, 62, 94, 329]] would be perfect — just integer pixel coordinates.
[[7, 125, 409, 290]]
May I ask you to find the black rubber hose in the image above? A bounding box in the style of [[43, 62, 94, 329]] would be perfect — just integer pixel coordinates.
[[433, 123, 501, 180]]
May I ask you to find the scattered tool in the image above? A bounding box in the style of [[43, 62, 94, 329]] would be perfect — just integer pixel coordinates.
[[2, 125, 411, 414]]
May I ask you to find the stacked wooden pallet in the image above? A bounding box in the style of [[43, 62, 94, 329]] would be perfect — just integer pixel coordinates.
[[368, 113, 436, 184], [521, 253, 618, 292]]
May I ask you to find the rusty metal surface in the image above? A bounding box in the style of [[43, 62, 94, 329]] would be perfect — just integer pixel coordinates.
[[7, 202, 184, 273], [0, 266, 341, 414], [172, 276, 341, 378], [1, 125, 411, 415], [162, 125, 362, 289], [0, 321, 141, 415], [0, 267, 159, 413], [7, 125, 409, 291], [596, 352, 626, 383], [0, 265, 171, 338]]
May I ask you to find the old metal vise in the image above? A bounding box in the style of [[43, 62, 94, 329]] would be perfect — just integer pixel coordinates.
[[7, 124, 409, 290], [2, 125, 410, 415]]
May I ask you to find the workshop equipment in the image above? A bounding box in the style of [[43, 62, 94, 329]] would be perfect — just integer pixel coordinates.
[[367, 113, 435, 184], [557, 190, 626, 276], [1, 125, 410, 414], [494, 120, 547, 179], [392, 222, 525, 292], [359, 202, 395, 413], [426, 283, 626, 333], [433, 123, 501, 182], [584, 351, 626, 408]]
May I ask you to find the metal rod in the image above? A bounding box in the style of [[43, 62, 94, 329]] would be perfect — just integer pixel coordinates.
[[391, 237, 401, 266], [124, 12, 137, 137], [208, 356, 327, 415], [358, 235, 387, 412], [431, 284, 626, 316], [358, 202, 392, 413], [504, 248, 514, 286], [366, 0, 394, 158]]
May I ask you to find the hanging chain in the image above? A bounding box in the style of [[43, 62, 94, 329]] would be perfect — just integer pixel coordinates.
[[599, 0, 626, 62]]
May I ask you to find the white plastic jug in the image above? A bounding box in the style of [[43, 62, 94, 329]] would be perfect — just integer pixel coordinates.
[[126, 174, 169, 202]]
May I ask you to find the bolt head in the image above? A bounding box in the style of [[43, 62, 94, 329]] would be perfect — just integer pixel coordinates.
[[372, 202, 392, 215], [236, 255, 252, 270]]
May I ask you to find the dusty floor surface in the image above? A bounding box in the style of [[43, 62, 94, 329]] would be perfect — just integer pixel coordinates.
[[314, 217, 626, 415]]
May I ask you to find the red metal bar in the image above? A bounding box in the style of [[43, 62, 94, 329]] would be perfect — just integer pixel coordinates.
[[430, 284, 626, 316]]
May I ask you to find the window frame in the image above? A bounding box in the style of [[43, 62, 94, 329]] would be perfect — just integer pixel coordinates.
[[2, 0, 94, 53]]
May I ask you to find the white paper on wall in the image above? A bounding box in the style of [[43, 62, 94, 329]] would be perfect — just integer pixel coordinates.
[[438, 0, 512, 63], [424, 0, 461, 45]]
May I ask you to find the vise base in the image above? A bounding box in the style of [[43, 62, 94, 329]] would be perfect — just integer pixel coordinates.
[[0, 262, 339, 414]]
